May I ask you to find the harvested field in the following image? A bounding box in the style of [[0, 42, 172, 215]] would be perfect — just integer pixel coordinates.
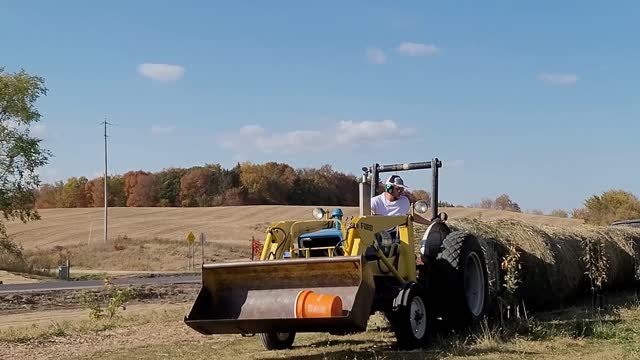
[[1, 206, 583, 273], [4, 206, 583, 250]]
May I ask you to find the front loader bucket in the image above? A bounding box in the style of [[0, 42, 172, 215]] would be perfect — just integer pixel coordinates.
[[184, 256, 375, 335]]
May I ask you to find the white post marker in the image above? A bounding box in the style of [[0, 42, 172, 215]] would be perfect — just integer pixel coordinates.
[[199, 232, 206, 266]]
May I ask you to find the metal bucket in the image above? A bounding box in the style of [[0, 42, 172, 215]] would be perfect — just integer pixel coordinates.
[[184, 256, 374, 335]]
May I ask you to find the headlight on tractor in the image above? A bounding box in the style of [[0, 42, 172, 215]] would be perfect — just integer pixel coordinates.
[[413, 200, 429, 214], [312, 207, 326, 220]]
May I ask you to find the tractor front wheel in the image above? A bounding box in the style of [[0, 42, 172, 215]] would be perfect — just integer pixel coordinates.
[[388, 282, 431, 350], [259, 332, 296, 350]]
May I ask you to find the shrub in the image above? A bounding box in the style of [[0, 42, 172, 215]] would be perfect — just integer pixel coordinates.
[[548, 209, 569, 218], [581, 190, 640, 225]]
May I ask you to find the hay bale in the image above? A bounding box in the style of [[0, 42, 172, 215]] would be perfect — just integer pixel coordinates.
[[447, 218, 640, 309]]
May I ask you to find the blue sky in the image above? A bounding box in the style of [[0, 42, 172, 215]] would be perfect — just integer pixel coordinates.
[[2, 1, 639, 212]]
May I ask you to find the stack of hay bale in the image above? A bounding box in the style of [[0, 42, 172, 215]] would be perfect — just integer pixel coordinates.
[[447, 218, 640, 310]]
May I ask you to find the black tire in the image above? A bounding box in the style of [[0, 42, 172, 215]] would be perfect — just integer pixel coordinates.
[[259, 332, 296, 350], [388, 282, 431, 350], [434, 231, 489, 329]]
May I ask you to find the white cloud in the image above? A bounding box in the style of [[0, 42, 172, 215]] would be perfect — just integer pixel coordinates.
[[150, 126, 174, 135], [537, 73, 577, 85], [137, 63, 185, 82], [397, 42, 440, 56], [218, 120, 414, 155], [335, 120, 413, 145], [366, 47, 387, 64]]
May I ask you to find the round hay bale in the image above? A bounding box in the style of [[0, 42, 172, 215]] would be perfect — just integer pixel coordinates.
[[447, 218, 640, 310]]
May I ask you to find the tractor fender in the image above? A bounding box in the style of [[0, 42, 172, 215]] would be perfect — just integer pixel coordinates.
[[420, 221, 451, 261]]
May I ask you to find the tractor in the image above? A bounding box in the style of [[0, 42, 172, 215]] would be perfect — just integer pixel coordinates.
[[184, 158, 490, 350]]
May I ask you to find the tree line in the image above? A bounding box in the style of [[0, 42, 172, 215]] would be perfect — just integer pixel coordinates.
[[33, 163, 640, 226], [35, 162, 436, 209]]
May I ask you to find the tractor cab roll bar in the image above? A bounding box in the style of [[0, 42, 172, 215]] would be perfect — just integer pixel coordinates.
[[360, 158, 442, 221]]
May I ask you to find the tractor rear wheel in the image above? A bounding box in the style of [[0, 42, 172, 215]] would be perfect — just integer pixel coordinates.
[[259, 332, 296, 350], [435, 231, 489, 329], [388, 282, 431, 350]]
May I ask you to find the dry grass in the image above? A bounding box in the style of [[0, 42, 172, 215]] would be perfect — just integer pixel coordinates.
[[24, 236, 252, 272]]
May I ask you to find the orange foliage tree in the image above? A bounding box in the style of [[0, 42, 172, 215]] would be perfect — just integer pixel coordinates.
[[35, 182, 64, 208], [124, 171, 157, 207], [179, 167, 218, 207], [240, 162, 296, 204]]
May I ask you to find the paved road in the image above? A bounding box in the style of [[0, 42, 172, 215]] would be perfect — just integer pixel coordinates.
[[0, 275, 201, 294]]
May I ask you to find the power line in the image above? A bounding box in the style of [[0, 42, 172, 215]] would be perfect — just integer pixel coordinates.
[[100, 118, 112, 244]]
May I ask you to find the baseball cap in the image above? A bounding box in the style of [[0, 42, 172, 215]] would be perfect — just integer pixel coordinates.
[[386, 175, 409, 189]]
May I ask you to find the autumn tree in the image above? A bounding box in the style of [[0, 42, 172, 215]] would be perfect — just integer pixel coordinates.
[[287, 165, 358, 206], [61, 177, 90, 207], [85, 178, 104, 207], [331, 170, 359, 206], [240, 162, 296, 204], [408, 189, 431, 204], [124, 171, 157, 207], [579, 190, 640, 225], [35, 182, 64, 208], [494, 194, 521, 212], [289, 167, 330, 205], [179, 167, 219, 207], [0, 67, 51, 236]]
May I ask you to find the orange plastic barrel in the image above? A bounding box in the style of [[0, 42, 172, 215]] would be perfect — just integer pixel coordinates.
[[294, 290, 343, 318]]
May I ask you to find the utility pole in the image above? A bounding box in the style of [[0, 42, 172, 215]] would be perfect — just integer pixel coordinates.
[[101, 119, 112, 244]]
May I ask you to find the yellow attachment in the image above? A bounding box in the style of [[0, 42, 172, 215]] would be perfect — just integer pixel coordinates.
[[348, 215, 417, 283]]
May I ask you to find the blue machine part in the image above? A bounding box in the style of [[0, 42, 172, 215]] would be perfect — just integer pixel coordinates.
[[297, 228, 344, 256], [331, 208, 343, 229]]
